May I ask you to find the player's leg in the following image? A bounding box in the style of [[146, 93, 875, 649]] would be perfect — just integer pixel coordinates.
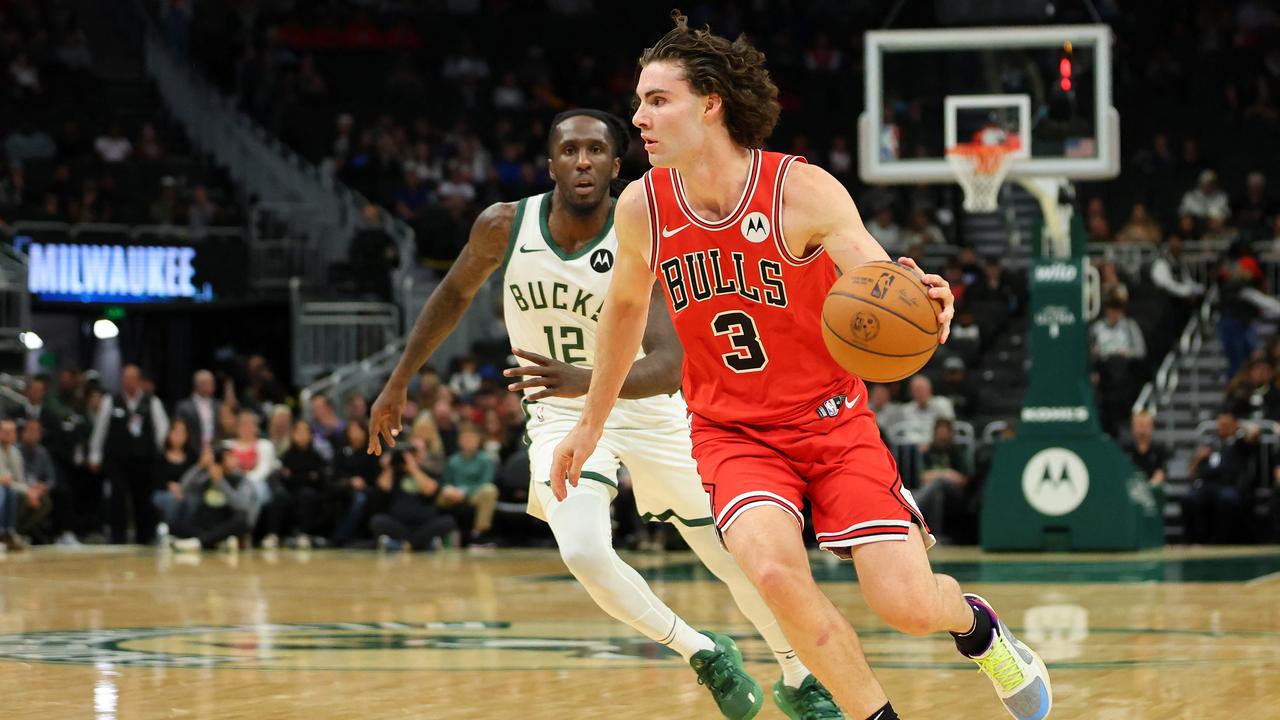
[[528, 416, 763, 719], [808, 406, 1051, 720], [615, 426, 840, 719], [851, 527, 1052, 720], [686, 427, 892, 720], [722, 508, 891, 720]]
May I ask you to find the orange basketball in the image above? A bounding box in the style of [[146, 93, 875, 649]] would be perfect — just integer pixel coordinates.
[[821, 261, 941, 382]]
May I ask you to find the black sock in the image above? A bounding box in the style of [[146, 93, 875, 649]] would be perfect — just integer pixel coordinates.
[[951, 601, 994, 657], [867, 701, 899, 720]]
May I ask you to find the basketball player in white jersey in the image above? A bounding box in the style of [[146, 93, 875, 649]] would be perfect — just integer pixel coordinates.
[[368, 109, 842, 720]]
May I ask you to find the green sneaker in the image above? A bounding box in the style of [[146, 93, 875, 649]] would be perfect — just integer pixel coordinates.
[[689, 631, 764, 719], [773, 675, 845, 719]]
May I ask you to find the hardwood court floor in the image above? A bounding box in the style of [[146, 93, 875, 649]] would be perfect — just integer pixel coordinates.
[[3, 545, 1279, 719]]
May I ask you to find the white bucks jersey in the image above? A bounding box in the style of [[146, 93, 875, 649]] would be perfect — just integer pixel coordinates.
[[501, 192, 687, 428]]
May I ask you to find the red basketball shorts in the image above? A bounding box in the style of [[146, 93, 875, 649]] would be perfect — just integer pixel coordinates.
[[690, 392, 934, 558]]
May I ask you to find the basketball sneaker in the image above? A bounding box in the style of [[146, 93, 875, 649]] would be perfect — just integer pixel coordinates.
[[772, 675, 844, 719], [961, 594, 1052, 720], [689, 631, 764, 720]]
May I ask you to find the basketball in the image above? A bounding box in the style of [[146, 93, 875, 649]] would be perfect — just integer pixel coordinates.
[[821, 261, 941, 382]]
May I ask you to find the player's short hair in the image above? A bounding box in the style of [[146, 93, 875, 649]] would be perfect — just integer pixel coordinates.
[[547, 109, 631, 159], [639, 10, 780, 149]]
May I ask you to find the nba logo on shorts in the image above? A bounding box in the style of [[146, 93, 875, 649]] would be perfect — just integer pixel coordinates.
[[740, 212, 770, 243]]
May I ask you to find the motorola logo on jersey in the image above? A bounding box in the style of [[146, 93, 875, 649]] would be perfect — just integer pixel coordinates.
[[740, 212, 770, 243], [659, 249, 788, 314], [589, 248, 614, 273]]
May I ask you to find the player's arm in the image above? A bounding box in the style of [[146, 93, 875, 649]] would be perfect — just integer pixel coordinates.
[[367, 202, 514, 454], [782, 162, 955, 341], [503, 283, 682, 400], [549, 181, 655, 498]]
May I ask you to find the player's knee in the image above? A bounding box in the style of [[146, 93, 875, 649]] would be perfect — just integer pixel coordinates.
[[558, 544, 614, 580], [743, 557, 813, 603]]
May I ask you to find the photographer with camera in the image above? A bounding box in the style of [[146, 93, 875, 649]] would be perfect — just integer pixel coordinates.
[[368, 444, 457, 551], [168, 446, 256, 552]]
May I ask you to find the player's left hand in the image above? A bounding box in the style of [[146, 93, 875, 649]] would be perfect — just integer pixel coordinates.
[[898, 256, 954, 343], [503, 348, 593, 400]]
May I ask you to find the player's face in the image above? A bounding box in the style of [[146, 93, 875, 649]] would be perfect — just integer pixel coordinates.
[[632, 61, 706, 168], [548, 116, 619, 213]]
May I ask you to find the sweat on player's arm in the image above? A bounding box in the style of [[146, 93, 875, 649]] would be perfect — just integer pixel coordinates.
[[367, 201, 515, 456], [503, 285, 682, 401], [783, 162, 956, 342], [549, 180, 654, 499]]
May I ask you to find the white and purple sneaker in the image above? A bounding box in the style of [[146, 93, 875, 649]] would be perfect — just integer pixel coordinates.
[[960, 593, 1053, 720]]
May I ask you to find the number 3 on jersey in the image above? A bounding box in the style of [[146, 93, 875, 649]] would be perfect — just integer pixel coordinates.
[[711, 311, 767, 373]]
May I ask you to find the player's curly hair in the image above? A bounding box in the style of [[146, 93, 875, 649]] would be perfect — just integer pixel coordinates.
[[639, 10, 781, 149]]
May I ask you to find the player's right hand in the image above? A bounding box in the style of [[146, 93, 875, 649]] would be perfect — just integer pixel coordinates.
[[550, 423, 601, 501], [368, 385, 406, 456]]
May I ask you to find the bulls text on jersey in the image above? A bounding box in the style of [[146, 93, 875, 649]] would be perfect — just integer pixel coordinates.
[[658, 248, 788, 314]]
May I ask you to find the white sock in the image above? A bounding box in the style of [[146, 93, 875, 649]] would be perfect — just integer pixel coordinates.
[[678, 523, 814, 683], [661, 616, 716, 661], [774, 648, 812, 687]]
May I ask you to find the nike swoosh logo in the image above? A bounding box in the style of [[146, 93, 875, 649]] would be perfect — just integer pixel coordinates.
[[845, 394, 861, 409], [661, 223, 690, 238], [518, 246, 545, 254]]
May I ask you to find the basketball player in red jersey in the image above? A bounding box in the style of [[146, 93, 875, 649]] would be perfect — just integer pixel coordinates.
[[551, 13, 1052, 720]]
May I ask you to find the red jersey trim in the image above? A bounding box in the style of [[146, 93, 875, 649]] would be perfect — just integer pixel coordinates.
[[671, 149, 761, 230], [771, 154, 826, 267], [643, 172, 661, 272]]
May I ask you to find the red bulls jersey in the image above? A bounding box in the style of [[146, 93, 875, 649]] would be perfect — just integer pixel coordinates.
[[642, 150, 861, 426]]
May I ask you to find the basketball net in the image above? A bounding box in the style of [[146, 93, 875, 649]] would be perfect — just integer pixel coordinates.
[[946, 136, 1021, 213]]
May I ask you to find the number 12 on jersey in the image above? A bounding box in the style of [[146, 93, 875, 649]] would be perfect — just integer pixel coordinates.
[[711, 311, 767, 372], [542, 325, 586, 364]]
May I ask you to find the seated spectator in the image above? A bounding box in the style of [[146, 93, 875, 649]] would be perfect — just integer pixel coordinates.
[[152, 419, 195, 530], [344, 392, 368, 425], [449, 355, 483, 401], [1097, 260, 1130, 305], [868, 383, 904, 437], [1122, 410, 1168, 502], [1179, 169, 1230, 221], [224, 410, 276, 527], [94, 123, 133, 164], [0, 418, 26, 550], [1217, 241, 1265, 378], [865, 204, 902, 254], [267, 406, 294, 456], [263, 420, 330, 549], [394, 170, 431, 222], [436, 162, 478, 206], [1149, 236, 1205, 301], [309, 394, 346, 461], [965, 255, 1021, 321], [899, 375, 955, 433], [912, 418, 972, 543], [169, 448, 255, 551], [1182, 411, 1261, 544], [369, 446, 456, 551], [150, 176, 182, 224], [1203, 206, 1237, 244], [187, 184, 222, 228], [1224, 359, 1280, 421], [4, 121, 57, 168], [55, 29, 93, 70], [948, 306, 982, 366], [332, 419, 380, 547], [438, 423, 499, 546], [176, 369, 220, 455], [410, 412, 448, 477], [1115, 202, 1162, 244], [937, 357, 977, 419], [404, 141, 443, 185], [135, 122, 166, 160], [902, 208, 944, 246], [827, 135, 853, 184], [17, 419, 57, 543], [9, 50, 40, 96], [1235, 171, 1275, 236], [1090, 297, 1147, 435], [349, 204, 400, 301]]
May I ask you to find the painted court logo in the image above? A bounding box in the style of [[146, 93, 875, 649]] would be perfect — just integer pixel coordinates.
[[1022, 447, 1090, 516], [740, 212, 770, 243]]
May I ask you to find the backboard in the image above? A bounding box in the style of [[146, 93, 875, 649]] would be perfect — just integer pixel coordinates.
[[859, 24, 1119, 185]]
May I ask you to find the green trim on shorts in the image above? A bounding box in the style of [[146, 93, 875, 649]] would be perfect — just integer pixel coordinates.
[[639, 510, 715, 527], [538, 470, 618, 490]]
